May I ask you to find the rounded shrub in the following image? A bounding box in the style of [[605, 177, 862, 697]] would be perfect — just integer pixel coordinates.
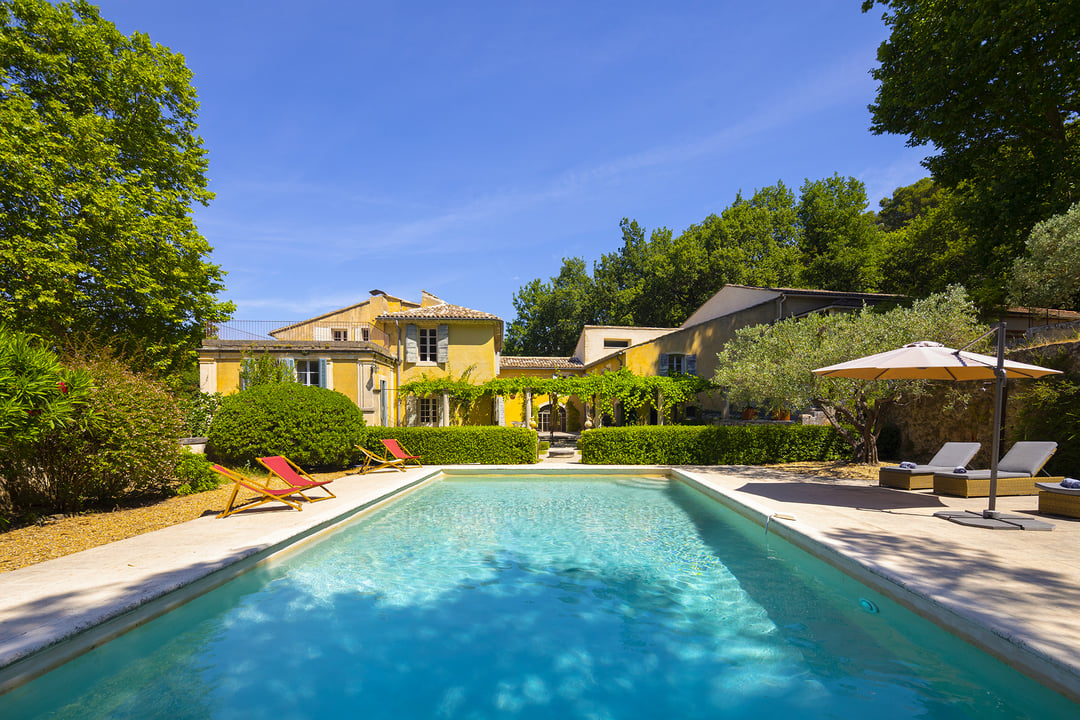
[[208, 384, 365, 468], [175, 452, 221, 496]]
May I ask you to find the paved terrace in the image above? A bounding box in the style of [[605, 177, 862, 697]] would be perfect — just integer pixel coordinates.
[[0, 464, 1077, 704]]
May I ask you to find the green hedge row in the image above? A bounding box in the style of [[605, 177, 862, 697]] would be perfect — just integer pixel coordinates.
[[358, 426, 539, 465], [579, 425, 850, 465]]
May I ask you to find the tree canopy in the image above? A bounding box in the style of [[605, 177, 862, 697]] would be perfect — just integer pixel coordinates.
[[713, 286, 984, 463], [1009, 202, 1080, 311], [864, 0, 1080, 306], [0, 0, 233, 374], [506, 179, 846, 356]]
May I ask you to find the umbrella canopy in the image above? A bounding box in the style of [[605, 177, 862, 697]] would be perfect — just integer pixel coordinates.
[[812, 341, 1061, 381], [811, 332, 1062, 523]]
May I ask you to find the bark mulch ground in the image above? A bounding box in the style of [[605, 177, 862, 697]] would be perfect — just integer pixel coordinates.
[[0, 462, 881, 573]]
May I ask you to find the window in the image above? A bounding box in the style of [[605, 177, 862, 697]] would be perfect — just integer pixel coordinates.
[[295, 359, 321, 386], [419, 397, 438, 425], [659, 353, 696, 376], [667, 354, 684, 375], [360, 327, 370, 342], [332, 328, 348, 342], [603, 339, 630, 349], [419, 327, 437, 362], [537, 405, 566, 432]]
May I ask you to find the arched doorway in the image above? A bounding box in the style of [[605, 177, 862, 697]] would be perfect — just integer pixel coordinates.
[[537, 404, 566, 433]]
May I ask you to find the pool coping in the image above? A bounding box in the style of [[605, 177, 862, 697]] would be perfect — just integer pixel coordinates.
[[0, 464, 1078, 705]]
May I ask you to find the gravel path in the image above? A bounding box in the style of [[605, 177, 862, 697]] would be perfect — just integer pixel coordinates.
[[0, 462, 880, 573]]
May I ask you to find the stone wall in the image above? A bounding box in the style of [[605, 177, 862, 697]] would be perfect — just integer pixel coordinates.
[[880, 339, 1080, 469]]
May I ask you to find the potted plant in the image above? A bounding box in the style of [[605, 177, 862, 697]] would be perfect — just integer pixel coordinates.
[[740, 405, 758, 421]]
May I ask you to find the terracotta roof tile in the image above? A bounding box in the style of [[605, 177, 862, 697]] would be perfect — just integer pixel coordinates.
[[500, 356, 584, 370], [376, 303, 501, 321]]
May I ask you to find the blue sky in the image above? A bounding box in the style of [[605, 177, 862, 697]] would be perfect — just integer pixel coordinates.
[[93, 0, 928, 324]]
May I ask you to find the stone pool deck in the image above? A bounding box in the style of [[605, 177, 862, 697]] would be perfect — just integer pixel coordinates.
[[0, 464, 1078, 704]]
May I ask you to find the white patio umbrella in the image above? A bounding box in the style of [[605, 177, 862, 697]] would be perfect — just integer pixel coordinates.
[[812, 324, 1062, 519]]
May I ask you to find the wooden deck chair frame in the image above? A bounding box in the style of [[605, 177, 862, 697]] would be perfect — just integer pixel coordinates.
[[212, 464, 306, 518], [356, 445, 407, 474], [257, 456, 336, 501], [381, 438, 423, 468]]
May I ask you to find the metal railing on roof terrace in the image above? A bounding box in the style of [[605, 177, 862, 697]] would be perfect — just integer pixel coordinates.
[[205, 321, 392, 349], [205, 321, 300, 341]]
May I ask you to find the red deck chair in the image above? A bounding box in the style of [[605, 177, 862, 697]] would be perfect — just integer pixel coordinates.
[[381, 438, 423, 468], [356, 445, 407, 474], [257, 456, 336, 501], [212, 465, 307, 518]]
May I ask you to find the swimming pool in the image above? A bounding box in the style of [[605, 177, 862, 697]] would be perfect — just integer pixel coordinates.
[[0, 474, 1076, 718]]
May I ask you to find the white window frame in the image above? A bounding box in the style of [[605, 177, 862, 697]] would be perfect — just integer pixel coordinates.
[[295, 359, 322, 387], [332, 328, 348, 342], [667, 354, 685, 375], [418, 397, 438, 426], [418, 327, 437, 363]]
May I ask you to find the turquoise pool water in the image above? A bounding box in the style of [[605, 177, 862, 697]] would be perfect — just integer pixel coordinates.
[[1, 474, 1076, 718]]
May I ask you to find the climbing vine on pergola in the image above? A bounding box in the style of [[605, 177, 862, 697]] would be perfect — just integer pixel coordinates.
[[398, 369, 717, 424]]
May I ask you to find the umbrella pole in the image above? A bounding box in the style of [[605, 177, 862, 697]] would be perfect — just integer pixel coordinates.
[[985, 322, 1007, 518]]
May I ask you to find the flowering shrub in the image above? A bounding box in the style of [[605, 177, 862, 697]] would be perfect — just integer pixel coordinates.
[[1, 349, 184, 515], [0, 328, 93, 446]]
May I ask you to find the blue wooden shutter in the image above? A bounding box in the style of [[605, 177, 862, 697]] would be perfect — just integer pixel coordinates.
[[405, 324, 418, 363], [686, 354, 697, 376], [437, 324, 449, 363], [283, 358, 295, 381], [658, 353, 668, 376], [318, 359, 328, 388]]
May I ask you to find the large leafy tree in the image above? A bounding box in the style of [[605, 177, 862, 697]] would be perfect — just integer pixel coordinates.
[[714, 286, 984, 463], [504, 257, 597, 356], [0, 0, 233, 374], [1009, 202, 1080, 311], [864, 0, 1080, 305], [796, 174, 882, 291], [508, 182, 807, 355]]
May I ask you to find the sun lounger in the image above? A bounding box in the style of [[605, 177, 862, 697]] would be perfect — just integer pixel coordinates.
[[932, 441, 1060, 498], [1036, 480, 1080, 519], [356, 445, 407, 474], [257, 456, 336, 501], [381, 438, 422, 468], [212, 464, 307, 518], [878, 442, 981, 490]]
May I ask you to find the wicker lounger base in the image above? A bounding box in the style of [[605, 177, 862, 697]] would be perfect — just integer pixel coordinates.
[[1038, 490, 1080, 519], [933, 475, 1063, 498], [878, 468, 935, 490]]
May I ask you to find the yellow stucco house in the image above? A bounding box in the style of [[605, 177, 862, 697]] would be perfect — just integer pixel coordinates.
[[199, 284, 904, 428], [198, 290, 502, 427]]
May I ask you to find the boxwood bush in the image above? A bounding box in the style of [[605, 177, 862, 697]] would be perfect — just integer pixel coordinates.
[[358, 426, 538, 465], [208, 384, 365, 468], [579, 425, 850, 465]]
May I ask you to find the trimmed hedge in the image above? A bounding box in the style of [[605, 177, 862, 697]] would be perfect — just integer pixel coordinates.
[[579, 425, 850, 465], [358, 426, 539, 465], [208, 384, 365, 468]]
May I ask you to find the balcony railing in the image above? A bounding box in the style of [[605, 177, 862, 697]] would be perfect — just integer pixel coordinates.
[[205, 321, 392, 349]]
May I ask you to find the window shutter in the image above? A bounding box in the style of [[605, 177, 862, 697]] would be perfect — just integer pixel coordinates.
[[658, 353, 668, 376], [686, 354, 697, 376], [437, 324, 449, 363], [312, 326, 331, 341], [284, 358, 295, 380], [239, 358, 252, 390], [405, 395, 417, 426], [405, 324, 418, 363], [319, 359, 329, 388]]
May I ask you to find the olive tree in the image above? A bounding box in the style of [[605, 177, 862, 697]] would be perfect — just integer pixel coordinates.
[[714, 287, 984, 463]]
